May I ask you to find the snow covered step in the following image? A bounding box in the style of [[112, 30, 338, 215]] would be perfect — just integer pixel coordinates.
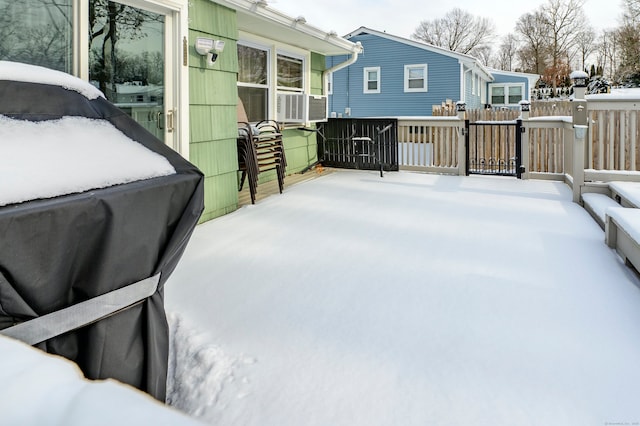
[[609, 181, 640, 208], [582, 192, 622, 230], [606, 207, 640, 272]]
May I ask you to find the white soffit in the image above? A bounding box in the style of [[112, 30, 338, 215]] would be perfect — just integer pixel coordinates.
[[212, 0, 362, 55]]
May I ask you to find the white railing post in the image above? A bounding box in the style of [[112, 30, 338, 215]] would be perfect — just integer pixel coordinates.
[[519, 100, 531, 179], [456, 101, 467, 176], [570, 71, 589, 203]]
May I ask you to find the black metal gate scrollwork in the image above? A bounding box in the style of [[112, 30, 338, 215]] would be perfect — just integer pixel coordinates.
[[465, 119, 523, 179]]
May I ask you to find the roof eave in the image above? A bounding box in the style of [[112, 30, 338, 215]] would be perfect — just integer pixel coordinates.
[[212, 0, 363, 55], [347, 27, 494, 80]]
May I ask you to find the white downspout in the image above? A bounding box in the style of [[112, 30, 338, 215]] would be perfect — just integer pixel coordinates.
[[322, 42, 363, 96], [459, 62, 465, 102]]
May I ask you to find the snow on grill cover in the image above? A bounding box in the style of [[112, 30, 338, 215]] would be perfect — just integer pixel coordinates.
[[0, 62, 204, 401]]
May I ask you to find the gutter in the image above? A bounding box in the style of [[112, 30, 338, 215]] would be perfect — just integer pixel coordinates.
[[298, 42, 361, 174], [214, 0, 360, 55], [323, 42, 363, 95]]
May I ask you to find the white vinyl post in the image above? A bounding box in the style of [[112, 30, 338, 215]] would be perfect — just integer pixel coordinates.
[[570, 71, 589, 203]]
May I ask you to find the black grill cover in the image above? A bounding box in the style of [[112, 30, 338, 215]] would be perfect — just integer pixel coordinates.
[[0, 79, 204, 401]]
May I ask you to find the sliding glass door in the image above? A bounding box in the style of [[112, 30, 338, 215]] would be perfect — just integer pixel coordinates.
[[89, 0, 174, 145]]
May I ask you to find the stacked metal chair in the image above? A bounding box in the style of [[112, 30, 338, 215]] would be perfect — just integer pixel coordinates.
[[237, 123, 260, 203], [253, 120, 286, 191], [237, 100, 286, 204]]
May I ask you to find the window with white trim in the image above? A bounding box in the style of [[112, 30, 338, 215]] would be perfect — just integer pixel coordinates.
[[404, 64, 428, 92], [489, 83, 525, 106], [0, 0, 73, 73], [364, 67, 380, 94], [277, 53, 303, 92], [237, 43, 269, 122], [237, 41, 307, 122]]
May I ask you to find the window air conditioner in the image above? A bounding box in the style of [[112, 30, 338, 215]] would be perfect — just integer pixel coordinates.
[[276, 93, 328, 123]]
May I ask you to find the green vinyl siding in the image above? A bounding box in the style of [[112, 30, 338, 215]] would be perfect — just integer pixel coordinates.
[[188, 2, 330, 219], [200, 173, 239, 222], [190, 139, 237, 177], [189, 61, 238, 105], [189, 105, 237, 143], [188, 0, 239, 222], [282, 129, 318, 174], [189, 1, 237, 35], [310, 52, 325, 95]]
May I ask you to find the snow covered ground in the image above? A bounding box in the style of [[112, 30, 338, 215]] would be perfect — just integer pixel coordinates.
[[165, 170, 640, 426], [0, 336, 204, 426]]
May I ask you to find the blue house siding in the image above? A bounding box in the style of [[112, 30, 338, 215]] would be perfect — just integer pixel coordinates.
[[329, 33, 461, 117], [328, 28, 538, 117], [463, 69, 483, 110], [327, 54, 350, 116], [486, 70, 538, 108], [490, 72, 531, 90]]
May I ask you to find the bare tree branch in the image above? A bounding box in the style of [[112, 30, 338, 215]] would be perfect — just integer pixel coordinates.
[[411, 8, 496, 55]]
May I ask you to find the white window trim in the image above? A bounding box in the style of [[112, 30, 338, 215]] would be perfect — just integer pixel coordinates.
[[237, 41, 272, 123], [238, 32, 311, 121], [237, 40, 272, 91], [276, 50, 305, 93], [76, 0, 190, 158], [363, 66, 381, 94], [404, 64, 428, 93], [488, 82, 526, 106]]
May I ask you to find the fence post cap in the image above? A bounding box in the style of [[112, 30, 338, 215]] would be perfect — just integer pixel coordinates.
[[570, 70, 589, 87], [519, 100, 531, 112]]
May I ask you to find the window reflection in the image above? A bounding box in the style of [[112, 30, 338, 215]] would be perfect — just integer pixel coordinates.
[[0, 0, 73, 73]]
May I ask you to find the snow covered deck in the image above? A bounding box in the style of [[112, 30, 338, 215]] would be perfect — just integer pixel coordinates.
[[164, 170, 640, 425]]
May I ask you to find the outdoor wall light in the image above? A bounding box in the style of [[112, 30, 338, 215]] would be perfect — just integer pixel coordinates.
[[574, 124, 588, 140], [195, 37, 225, 66], [570, 70, 589, 88]]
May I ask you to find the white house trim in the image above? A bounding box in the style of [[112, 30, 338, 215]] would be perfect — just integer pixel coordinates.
[[214, 0, 362, 56], [404, 64, 428, 92], [364, 66, 381, 94], [488, 82, 526, 107]]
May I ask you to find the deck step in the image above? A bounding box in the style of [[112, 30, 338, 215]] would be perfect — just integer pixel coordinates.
[[582, 192, 622, 230], [609, 181, 640, 208]]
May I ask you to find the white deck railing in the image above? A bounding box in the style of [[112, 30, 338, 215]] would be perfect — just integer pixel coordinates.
[[396, 114, 573, 179], [586, 94, 640, 182], [394, 91, 640, 203], [397, 117, 464, 175], [522, 116, 573, 180]]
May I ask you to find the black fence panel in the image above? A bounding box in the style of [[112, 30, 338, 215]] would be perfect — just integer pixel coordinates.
[[318, 118, 399, 172]]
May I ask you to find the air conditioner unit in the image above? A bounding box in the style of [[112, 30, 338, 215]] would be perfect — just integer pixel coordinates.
[[276, 93, 328, 123]]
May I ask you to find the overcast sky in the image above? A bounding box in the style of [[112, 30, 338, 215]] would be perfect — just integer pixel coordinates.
[[269, 0, 622, 41]]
